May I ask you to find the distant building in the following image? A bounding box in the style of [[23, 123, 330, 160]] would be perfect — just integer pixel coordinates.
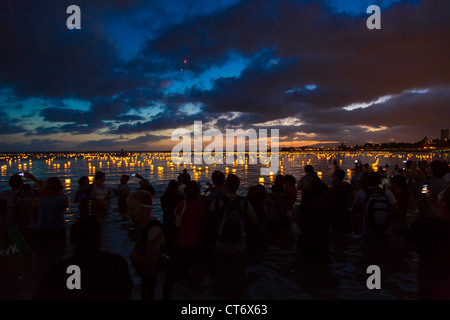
[[441, 129, 449, 141]]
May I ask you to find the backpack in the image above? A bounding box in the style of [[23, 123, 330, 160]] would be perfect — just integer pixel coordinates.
[[215, 195, 248, 244], [363, 188, 392, 231]]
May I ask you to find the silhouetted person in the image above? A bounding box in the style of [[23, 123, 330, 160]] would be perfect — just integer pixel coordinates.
[[206, 170, 226, 207], [74, 176, 90, 217], [297, 165, 330, 256], [420, 160, 448, 217], [0, 199, 32, 299], [76, 171, 111, 216], [405, 187, 450, 299], [160, 180, 184, 232], [134, 173, 156, 197], [113, 174, 130, 214], [34, 215, 133, 300], [128, 190, 167, 300], [327, 169, 353, 234], [0, 172, 42, 241], [389, 174, 410, 239], [353, 172, 398, 244], [207, 173, 257, 299]]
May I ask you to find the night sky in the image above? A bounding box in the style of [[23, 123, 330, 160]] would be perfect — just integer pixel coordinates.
[[0, 0, 449, 151]]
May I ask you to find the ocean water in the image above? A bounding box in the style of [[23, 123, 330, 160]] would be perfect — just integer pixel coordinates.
[[1, 151, 448, 300]]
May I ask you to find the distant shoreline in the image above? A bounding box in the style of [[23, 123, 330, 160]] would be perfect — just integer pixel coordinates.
[[0, 148, 449, 155]]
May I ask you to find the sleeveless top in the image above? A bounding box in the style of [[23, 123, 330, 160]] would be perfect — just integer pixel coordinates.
[[91, 183, 108, 200]]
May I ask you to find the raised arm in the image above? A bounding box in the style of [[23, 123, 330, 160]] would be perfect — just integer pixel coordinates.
[[24, 172, 44, 189]]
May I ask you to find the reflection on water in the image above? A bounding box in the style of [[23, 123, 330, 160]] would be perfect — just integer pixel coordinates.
[[1, 151, 446, 299]]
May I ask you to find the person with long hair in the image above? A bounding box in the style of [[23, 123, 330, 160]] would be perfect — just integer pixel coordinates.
[[74, 176, 90, 217], [389, 174, 410, 239], [128, 190, 167, 300], [76, 171, 111, 216], [160, 180, 184, 232], [35, 177, 69, 243]]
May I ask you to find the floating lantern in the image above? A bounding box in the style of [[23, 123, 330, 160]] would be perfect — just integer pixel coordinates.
[[259, 177, 265, 184], [65, 179, 71, 185]]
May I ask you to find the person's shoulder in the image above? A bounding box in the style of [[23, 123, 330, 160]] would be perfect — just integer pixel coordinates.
[[146, 221, 165, 241]]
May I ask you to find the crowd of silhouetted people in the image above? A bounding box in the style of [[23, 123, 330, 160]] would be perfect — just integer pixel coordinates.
[[1, 158, 449, 300]]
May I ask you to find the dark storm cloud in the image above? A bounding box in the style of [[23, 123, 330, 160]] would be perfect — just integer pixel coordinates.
[[0, 121, 27, 134], [269, 87, 450, 144], [38, 97, 135, 127], [0, 0, 148, 99], [301, 87, 450, 128], [113, 113, 213, 134], [28, 123, 106, 136], [39, 107, 86, 123], [78, 133, 167, 150], [0, 138, 65, 151], [114, 115, 146, 122], [140, 0, 449, 130], [0, 110, 27, 134]]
